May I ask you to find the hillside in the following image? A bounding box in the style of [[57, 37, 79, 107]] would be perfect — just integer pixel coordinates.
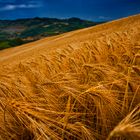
[[0, 17, 103, 50], [0, 14, 140, 140]]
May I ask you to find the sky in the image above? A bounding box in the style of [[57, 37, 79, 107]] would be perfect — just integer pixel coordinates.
[[0, 0, 140, 21]]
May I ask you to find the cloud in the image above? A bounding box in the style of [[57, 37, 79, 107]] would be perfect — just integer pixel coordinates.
[[0, 3, 42, 11], [0, 0, 16, 3], [0, 0, 39, 4], [98, 16, 111, 20], [98, 16, 107, 19]]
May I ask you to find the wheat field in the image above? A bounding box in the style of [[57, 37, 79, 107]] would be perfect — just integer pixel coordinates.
[[0, 14, 140, 140]]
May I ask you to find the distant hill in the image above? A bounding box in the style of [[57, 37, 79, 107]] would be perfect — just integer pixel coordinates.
[[0, 17, 104, 50]]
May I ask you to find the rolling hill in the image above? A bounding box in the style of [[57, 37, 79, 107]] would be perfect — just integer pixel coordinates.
[[0, 14, 140, 140], [0, 17, 103, 50]]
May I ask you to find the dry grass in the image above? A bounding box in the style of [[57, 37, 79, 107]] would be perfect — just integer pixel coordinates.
[[0, 15, 140, 139]]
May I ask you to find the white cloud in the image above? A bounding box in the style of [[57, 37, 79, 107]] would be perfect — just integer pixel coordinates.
[[1, 4, 16, 10], [0, 0, 16, 3], [98, 16, 113, 21], [0, 3, 42, 11], [98, 16, 109, 20]]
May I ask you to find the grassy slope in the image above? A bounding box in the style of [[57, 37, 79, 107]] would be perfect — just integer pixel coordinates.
[[0, 14, 140, 140]]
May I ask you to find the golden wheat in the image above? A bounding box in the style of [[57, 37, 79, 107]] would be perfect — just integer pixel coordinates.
[[0, 14, 140, 139]]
